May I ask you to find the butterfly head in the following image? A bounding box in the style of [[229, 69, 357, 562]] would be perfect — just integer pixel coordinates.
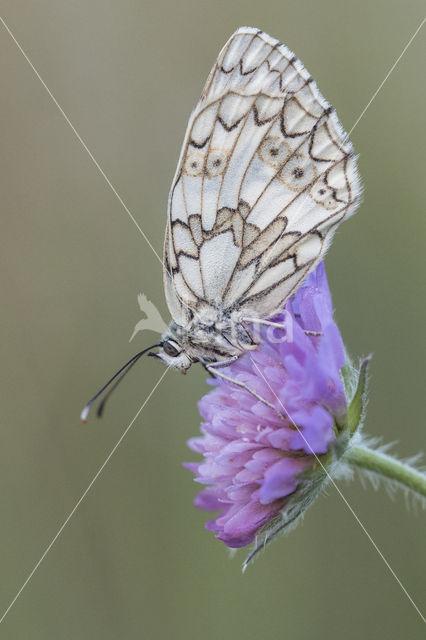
[[150, 339, 193, 373]]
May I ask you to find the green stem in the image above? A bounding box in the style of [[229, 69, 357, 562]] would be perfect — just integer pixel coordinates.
[[347, 445, 426, 499]]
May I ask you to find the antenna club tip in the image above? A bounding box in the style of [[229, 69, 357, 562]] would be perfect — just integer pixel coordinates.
[[80, 406, 90, 423]]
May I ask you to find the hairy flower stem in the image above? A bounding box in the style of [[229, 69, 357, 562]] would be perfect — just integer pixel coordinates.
[[347, 445, 426, 499]]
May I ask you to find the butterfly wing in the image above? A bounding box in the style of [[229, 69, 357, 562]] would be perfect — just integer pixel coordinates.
[[163, 27, 361, 323]]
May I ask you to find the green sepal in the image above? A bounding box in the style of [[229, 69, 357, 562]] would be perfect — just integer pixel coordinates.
[[242, 466, 327, 570], [345, 355, 371, 435]]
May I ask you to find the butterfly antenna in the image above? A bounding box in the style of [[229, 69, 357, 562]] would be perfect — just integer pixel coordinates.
[[96, 355, 141, 418], [80, 343, 162, 422]]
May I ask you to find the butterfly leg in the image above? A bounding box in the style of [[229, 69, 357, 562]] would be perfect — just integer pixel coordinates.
[[243, 317, 288, 331], [242, 316, 291, 344], [243, 316, 322, 338], [201, 355, 239, 378], [292, 313, 322, 336], [204, 356, 239, 369], [238, 320, 258, 347], [206, 361, 286, 422]]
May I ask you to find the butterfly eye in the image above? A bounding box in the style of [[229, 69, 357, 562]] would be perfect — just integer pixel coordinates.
[[258, 136, 289, 168], [184, 152, 204, 176], [163, 341, 181, 357], [206, 150, 227, 177], [280, 153, 316, 191]]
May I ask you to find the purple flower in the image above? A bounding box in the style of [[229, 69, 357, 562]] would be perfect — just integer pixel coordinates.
[[185, 262, 348, 548]]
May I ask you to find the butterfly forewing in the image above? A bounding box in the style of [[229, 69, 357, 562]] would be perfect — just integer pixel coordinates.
[[164, 27, 361, 324]]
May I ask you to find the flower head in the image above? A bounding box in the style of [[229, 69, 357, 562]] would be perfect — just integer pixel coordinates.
[[186, 262, 349, 549]]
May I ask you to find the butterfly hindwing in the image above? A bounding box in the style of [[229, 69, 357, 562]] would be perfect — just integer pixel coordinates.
[[164, 27, 361, 322]]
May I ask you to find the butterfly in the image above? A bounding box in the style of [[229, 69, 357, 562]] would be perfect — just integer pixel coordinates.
[[81, 26, 361, 421]]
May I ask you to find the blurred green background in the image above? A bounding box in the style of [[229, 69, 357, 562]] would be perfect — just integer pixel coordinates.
[[0, 1, 425, 638]]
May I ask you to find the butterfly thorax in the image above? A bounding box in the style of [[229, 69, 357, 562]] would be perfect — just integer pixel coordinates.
[[155, 314, 256, 372]]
